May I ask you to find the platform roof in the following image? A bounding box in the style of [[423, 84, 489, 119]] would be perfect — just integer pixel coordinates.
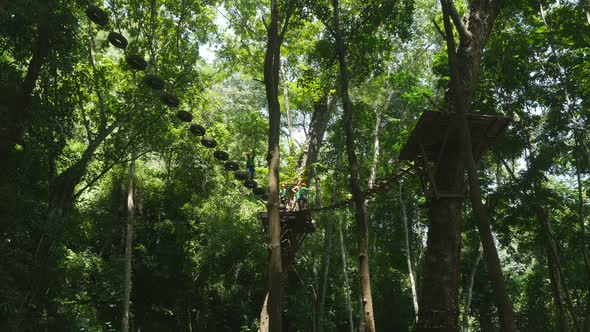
[[398, 111, 510, 163]]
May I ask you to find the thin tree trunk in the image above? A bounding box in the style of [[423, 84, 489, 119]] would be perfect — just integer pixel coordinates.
[[535, 207, 570, 331], [260, 293, 269, 332], [121, 159, 135, 332], [458, 111, 516, 332], [574, 138, 590, 332], [362, 105, 380, 326], [575, 140, 590, 275], [282, 61, 293, 141], [331, 0, 375, 330], [368, 107, 380, 191], [298, 95, 334, 182], [399, 182, 419, 322], [316, 177, 332, 332], [462, 244, 482, 332], [503, 159, 579, 331], [338, 216, 354, 332]]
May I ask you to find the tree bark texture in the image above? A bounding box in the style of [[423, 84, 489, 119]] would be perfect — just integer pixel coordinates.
[[368, 108, 380, 191], [574, 140, 590, 332], [444, 0, 516, 327], [338, 216, 355, 332], [298, 95, 334, 182], [282, 61, 293, 141], [263, 0, 285, 330], [260, 293, 270, 332], [442, 0, 516, 328], [121, 160, 135, 332], [415, 148, 464, 331], [399, 182, 419, 322], [535, 207, 569, 331], [461, 244, 482, 332], [316, 180, 334, 332], [331, 0, 375, 330]]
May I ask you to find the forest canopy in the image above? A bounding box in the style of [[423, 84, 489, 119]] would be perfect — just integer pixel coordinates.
[[1, 0, 590, 331]]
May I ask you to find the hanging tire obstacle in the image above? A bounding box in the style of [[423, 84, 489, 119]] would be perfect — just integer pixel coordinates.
[[244, 179, 258, 189], [161, 92, 180, 108], [107, 32, 128, 49], [224, 161, 239, 171], [189, 124, 206, 136], [86, 5, 109, 26], [143, 74, 165, 90], [176, 110, 193, 122], [214, 150, 229, 161], [201, 137, 217, 148], [234, 170, 248, 181], [126, 54, 148, 71]]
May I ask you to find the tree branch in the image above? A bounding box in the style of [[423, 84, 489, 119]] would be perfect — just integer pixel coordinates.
[[431, 18, 445, 39], [278, 0, 296, 42], [500, 158, 530, 197], [448, 0, 471, 42], [73, 114, 162, 199]]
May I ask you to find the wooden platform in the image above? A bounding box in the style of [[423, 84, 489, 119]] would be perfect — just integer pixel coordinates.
[[259, 211, 315, 234], [399, 111, 509, 163], [260, 210, 315, 268]]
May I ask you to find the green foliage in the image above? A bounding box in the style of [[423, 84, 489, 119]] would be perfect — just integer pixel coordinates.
[[2, 0, 590, 330]]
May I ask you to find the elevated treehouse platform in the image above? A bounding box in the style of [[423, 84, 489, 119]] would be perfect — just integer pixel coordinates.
[[399, 111, 509, 198]]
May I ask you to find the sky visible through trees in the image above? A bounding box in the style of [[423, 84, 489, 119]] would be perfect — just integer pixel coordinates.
[[1, 0, 590, 331]]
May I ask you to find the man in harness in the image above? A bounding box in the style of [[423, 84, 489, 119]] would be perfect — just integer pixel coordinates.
[[245, 149, 256, 180], [293, 182, 310, 211], [279, 183, 288, 207]]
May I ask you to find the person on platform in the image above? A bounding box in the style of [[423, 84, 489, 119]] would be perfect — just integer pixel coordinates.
[[293, 182, 310, 211], [244, 149, 256, 180]]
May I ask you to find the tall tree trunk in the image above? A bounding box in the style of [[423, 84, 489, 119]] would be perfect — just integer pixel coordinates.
[[121, 159, 135, 332], [338, 215, 355, 332], [399, 182, 419, 322], [262, 0, 287, 330], [331, 0, 375, 330], [420, 0, 517, 330], [416, 155, 464, 330], [462, 244, 482, 332]]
